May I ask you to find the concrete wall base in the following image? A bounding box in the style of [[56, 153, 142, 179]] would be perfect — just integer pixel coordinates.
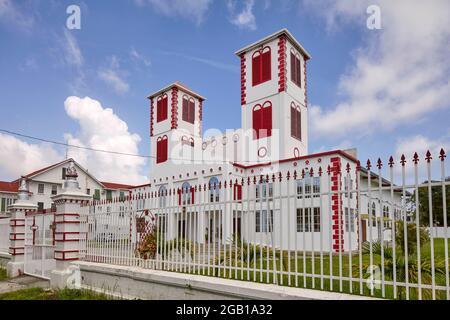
[[0, 252, 11, 269], [6, 260, 24, 278], [73, 261, 378, 300]]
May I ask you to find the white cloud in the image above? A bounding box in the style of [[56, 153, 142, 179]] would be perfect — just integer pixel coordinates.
[[135, 0, 212, 25], [63, 29, 83, 68], [130, 47, 151, 67], [98, 56, 130, 94], [228, 0, 257, 30], [64, 96, 147, 184], [0, 0, 34, 30], [305, 0, 450, 138], [393, 134, 450, 181], [0, 97, 148, 185], [0, 133, 61, 180]]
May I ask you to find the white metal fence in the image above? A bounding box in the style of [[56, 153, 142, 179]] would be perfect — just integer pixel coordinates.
[[24, 211, 56, 279], [79, 151, 449, 300], [0, 218, 9, 253]]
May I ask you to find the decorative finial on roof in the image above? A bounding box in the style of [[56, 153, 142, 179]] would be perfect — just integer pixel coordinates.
[[66, 160, 78, 178], [18, 178, 27, 192]]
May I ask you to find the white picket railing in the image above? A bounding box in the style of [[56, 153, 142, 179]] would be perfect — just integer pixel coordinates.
[[0, 218, 10, 253], [78, 151, 449, 300]]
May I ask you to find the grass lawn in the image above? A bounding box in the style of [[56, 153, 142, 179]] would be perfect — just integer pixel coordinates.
[[0, 287, 109, 300], [161, 238, 449, 300]]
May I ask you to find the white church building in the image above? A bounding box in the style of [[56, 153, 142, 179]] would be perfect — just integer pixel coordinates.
[[133, 29, 405, 253]]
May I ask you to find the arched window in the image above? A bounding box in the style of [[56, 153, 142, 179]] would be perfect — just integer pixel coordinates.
[[156, 94, 168, 122], [182, 96, 195, 124], [180, 182, 194, 205], [290, 49, 301, 87], [209, 177, 220, 203], [290, 102, 301, 140], [156, 135, 168, 164], [159, 186, 167, 208], [252, 46, 271, 86], [252, 101, 272, 140]]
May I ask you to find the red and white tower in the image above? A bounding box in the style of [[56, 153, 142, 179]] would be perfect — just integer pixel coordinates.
[[235, 29, 311, 163], [148, 82, 205, 178]]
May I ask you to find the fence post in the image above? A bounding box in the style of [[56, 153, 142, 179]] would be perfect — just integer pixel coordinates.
[[49, 160, 90, 289], [7, 178, 37, 277]]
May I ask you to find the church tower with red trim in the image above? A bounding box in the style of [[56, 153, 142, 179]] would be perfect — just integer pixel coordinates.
[[148, 81, 205, 176], [235, 29, 311, 163]]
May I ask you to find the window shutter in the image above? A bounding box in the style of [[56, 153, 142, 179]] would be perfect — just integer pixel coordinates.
[[178, 189, 181, 206], [262, 104, 272, 138], [291, 107, 295, 137], [156, 140, 161, 163], [189, 100, 195, 124], [296, 57, 301, 87], [182, 98, 188, 122], [162, 96, 168, 120], [262, 49, 271, 82], [190, 187, 195, 204], [252, 107, 261, 139], [291, 52, 296, 83], [163, 138, 168, 162], [252, 53, 261, 86], [297, 110, 301, 140]]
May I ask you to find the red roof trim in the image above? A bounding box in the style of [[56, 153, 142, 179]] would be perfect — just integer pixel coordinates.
[[0, 181, 19, 193], [232, 150, 358, 169], [101, 182, 135, 190]]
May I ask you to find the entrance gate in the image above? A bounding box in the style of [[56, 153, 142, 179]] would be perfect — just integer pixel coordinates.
[[24, 211, 56, 279]]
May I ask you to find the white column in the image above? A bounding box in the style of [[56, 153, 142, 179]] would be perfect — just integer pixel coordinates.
[[49, 160, 91, 289], [7, 179, 37, 277]]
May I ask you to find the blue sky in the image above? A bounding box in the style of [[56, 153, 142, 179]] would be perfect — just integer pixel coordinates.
[[0, 0, 449, 184]]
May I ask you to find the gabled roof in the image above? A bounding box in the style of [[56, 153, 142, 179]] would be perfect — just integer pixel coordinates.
[[235, 28, 311, 60], [16, 158, 104, 187], [101, 182, 135, 190], [19, 158, 70, 180], [147, 81, 206, 101], [0, 181, 19, 193]]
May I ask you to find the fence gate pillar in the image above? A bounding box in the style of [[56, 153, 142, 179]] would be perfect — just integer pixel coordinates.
[[49, 160, 90, 289], [7, 178, 37, 277]]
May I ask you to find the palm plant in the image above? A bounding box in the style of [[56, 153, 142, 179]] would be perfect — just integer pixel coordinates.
[[356, 222, 447, 300]]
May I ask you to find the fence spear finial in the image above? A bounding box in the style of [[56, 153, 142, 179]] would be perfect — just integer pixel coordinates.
[[346, 163, 351, 173], [400, 154, 406, 166], [376, 158, 382, 170], [366, 159, 371, 170], [388, 156, 394, 167], [318, 166, 323, 176], [425, 150, 432, 163], [413, 152, 419, 164], [309, 167, 314, 177], [439, 148, 446, 161]]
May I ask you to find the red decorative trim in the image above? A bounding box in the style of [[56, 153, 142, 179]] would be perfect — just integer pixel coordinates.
[[54, 231, 80, 242], [304, 58, 308, 107], [240, 53, 246, 105], [10, 219, 25, 227], [171, 87, 179, 129], [278, 35, 287, 93], [54, 250, 79, 261], [198, 99, 203, 136], [330, 157, 343, 253], [150, 97, 154, 137], [9, 247, 24, 255], [233, 149, 358, 170], [9, 233, 25, 241]]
